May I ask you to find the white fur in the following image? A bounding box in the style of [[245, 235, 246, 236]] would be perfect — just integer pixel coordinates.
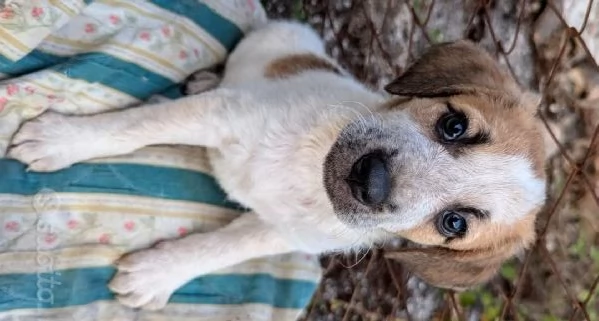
[[8, 21, 545, 309]]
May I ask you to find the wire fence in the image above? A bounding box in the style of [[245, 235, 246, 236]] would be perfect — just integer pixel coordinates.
[[260, 0, 599, 320]]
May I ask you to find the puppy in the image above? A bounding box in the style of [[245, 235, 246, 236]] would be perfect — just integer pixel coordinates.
[[8, 21, 547, 310]]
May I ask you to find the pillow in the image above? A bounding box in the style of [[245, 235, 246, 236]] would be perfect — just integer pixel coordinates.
[[0, 1, 320, 320]]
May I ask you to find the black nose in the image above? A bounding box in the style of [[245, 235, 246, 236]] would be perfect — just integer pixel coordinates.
[[346, 152, 391, 206]]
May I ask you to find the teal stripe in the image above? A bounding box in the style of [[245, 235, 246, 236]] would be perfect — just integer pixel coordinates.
[[0, 50, 175, 99], [0, 159, 240, 209], [150, 0, 244, 51], [159, 83, 185, 99], [0, 50, 66, 76], [0, 267, 317, 310], [51, 53, 175, 100]]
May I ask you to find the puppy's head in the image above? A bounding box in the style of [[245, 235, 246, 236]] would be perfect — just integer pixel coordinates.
[[323, 40, 546, 289]]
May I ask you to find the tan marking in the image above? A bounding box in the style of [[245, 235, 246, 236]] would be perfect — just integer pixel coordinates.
[[387, 206, 540, 289], [383, 40, 546, 179], [264, 54, 341, 79], [397, 206, 539, 253], [388, 94, 546, 180], [455, 95, 545, 179]]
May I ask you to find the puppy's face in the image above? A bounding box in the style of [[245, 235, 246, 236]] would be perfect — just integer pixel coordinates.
[[323, 41, 546, 289]]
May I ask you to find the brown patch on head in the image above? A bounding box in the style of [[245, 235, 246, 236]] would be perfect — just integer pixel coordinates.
[[264, 53, 341, 79], [383, 40, 546, 179], [386, 207, 539, 289]]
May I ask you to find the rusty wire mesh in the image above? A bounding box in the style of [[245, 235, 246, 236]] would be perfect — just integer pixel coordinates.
[[259, 0, 599, 320]]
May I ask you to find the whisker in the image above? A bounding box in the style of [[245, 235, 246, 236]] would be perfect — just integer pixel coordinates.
[[326, 103, 369, 134], [341, 100, 384, 129]]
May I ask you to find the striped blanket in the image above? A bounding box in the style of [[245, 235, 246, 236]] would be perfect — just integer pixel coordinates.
[[0, 1, 320, 320]]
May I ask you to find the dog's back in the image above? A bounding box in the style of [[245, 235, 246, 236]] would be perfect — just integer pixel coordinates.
[[221, 21, 336, 86]]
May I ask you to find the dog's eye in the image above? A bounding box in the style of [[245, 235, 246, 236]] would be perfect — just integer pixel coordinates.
[[437, 112, 468, 141], [438, 211, 467, 237]]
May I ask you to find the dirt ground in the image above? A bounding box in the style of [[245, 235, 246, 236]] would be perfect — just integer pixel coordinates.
[[259, 0, 599, 320]]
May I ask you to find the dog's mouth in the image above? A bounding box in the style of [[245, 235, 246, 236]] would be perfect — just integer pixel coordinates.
[[345, 151, 391, 207]]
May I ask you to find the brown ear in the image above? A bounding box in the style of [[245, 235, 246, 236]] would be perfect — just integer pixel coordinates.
[[384, 40, 516, 97], [385, 247, 504, 290]]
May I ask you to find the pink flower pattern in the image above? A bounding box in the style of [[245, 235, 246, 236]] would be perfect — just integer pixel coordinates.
[[177, 227, 188, 236], [99, 233, 110, 244], [0, 8, 14, 19], [67, 219, 79, 229], [31, 7, 44, 19], [44, 233, 57, 244], [161, 26, 171, 37], [109, 14, 120, 25], [24, 86, 35, 94], [246, 0, 255, 12], [123, 221, 135, 232], [84, 23, 96, 34], [0, 97, 7, 112], [4, 221, 20, 232], [139, 31, 151, 41], [178, 50, 188, 60], [6, 84, 19, 96]]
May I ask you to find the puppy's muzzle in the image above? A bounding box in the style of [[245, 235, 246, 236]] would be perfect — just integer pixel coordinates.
[[346, 152, 391, 207]]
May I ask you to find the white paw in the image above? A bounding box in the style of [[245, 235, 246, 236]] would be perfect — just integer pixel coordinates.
[[9, 112, 103, 172], [109, 241, 193, 310]]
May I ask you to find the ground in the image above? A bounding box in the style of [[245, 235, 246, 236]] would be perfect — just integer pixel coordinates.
[[259, 1, 599, 320]]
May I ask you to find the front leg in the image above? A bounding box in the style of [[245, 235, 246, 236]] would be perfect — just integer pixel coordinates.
[[108, 212, 297, 310], [8, 89, 242, 171]]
